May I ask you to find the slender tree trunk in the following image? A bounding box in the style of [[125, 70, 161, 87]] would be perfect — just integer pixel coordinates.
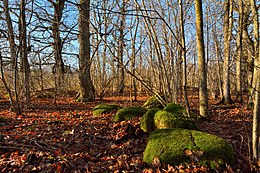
[[179, 0, 190, 116], [235, 0, 243, 102], [117, 0, 126, 95], [250, 0, 259, 102], [252, 64, 260, 162], [214, 33, 224, 99], [77, 0, 95, 102], [51, 0, 65, 91], [3, 0, 16, 69], [222, 0, 233, 104], [0, 51, 21, 115], [195, 0, 209, 119], [250, 0, 260, 162], [19, 0, 30, 105], [130, 18, 139, 102]]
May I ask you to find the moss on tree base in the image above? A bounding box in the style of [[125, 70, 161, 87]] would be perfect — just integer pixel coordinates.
[[143, 128, 235, 171]]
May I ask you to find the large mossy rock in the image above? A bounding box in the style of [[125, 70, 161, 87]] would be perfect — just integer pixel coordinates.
[[154, 110, 199, 130], [143, 128, 235, 170], [142, 95, 164, 109], [140, 108, 160, 132], [92, 104, 121, 116], [113, 106, 147, 123]]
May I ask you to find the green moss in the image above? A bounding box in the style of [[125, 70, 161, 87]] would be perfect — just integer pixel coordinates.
[[75, 97, 81, 102], [143, 129, 235, 171], [154, 111, 199, 130], [143, 95, 164, 109], [140, 108, 160, 132], [163, 103, 197, 119], [113, 106, 147, 123], [192, 131, 235, 167], [92, 104, 121, 116]]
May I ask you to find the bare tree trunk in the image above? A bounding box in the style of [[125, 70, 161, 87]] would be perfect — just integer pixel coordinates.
[[252, 64, 260, 163], [0, 51, 21, 115], [50, 0, 65, 91], [235, 0, 243, 102], [222, 0, 233, 104], [213, 32, 224, 99], [179, 0, 190, 116], [19, 0, 30, 105], [3, 0, 16, 69], [250, 0, 260, 163], [195, 0, 209, 119], [117, 0, 126, 95], [130, 17, 139, 103], [77, 0, 95, 102], [250, 0, 259, 102]]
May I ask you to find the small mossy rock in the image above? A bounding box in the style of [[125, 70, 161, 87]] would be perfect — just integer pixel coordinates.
[[113, 106, 147, 123], [93, 104, 121, 116], [143, 128, 235, 171], [143, 95, 164, 109], [163, 103, 197, 119], [140, 108, 160, 132], [154, 110, 199, 130]]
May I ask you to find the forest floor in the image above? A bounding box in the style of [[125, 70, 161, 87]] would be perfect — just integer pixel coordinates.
[[0, 94, 256, 172]]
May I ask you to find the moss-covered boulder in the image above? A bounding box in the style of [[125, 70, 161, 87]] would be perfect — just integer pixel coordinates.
[[93, 104, 121, 116], [113, 106, 147, 122], [143, 95, 164, 109], [143, 128, 235, 170], [140, 108, 160, 132], [154, 110, 199, 130], [92, 104, 121, 116], [163, 103, 197, 119]]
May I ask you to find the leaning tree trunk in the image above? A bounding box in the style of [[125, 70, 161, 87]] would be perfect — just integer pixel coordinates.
[[195, 0, 209, 119], [77, 0, 95, 102]]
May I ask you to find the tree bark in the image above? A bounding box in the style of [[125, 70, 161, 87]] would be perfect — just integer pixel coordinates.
[[117, 0, 126, 95], [19, 0, 30, 105], [179, 0, 190, 117], [50, 0, 65, 90], [195, 0, 209, 118], [222, 0, 233, 104], [77, 0, 95, 102], [250, 0, 260, 162], [235, 0, 243, 102], [3, 0, 16, 69]]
